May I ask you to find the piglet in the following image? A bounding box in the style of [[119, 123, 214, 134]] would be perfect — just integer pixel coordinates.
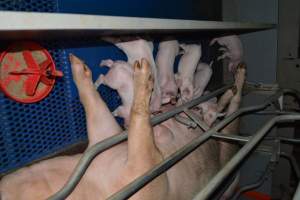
[[103, 37, 162, 112], [155, 40, 179, 104], [94, 59, 134, 126], [210, 35, 243, 72], [193, 62, 213, 98], [176, 43, 202, 101], [197, 97, 225, 127]]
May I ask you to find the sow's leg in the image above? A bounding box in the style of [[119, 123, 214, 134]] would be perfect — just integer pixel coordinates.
[[122, 59, 168, 200], [219, 63, 246, 166], [217, 63, 246, 200], [69, 54, 122, 146]]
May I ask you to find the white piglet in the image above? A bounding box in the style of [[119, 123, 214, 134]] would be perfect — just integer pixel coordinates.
[[210, 35, 243, 72], [155, 40, 180, 104], [104, 38, 162, 112], [176, 43, 202, 102], [193, 62, 213, 98], [94, 59, 134, 126]]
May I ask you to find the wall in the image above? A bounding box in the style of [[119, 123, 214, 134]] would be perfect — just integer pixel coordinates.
[[58, 0, 221, 20], [223, 0, 278, 84]]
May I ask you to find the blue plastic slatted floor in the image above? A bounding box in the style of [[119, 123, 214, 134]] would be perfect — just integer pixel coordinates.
[[0, 1, 123, 174]]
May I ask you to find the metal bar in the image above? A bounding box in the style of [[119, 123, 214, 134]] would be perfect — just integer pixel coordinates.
[[0, 11, 274, 40], [278, 137, 300, 144], [184, 109, 209, 131], [211, 133, 250, 143], [47, 84, 232, 200], [193, 115, 300, 200], [151, 85, 233, 125], [280, 152, 300, 180], [107, 90, 289, 200], [231, 162, 277, 200], [174, 115, 197, 128], [254, 110, 300, 115]]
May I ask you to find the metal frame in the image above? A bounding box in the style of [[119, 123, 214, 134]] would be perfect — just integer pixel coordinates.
[[0, 11, 274, 40], [47, 87, 300, 200]]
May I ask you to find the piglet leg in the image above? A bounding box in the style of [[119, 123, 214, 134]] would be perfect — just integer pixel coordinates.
[[217, 86, 237, 113]]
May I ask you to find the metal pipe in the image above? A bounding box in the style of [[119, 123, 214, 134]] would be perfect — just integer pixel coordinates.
[[184, 109, 209, 131], [151, 85, 233, 125], [211, 133, 251, 143], [255, 110, 299, 115], [193, 115, 300, 200], [278, 137, 300, 144], [231, 162, 276, 200], [107, 90, 288, 200], [174, 115, 197, 128], [47, 84, 232, 200], [280, 152, 300, 180]]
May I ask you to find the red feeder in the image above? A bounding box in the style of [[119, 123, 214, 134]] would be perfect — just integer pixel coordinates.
[[0, 41, 63, 103]]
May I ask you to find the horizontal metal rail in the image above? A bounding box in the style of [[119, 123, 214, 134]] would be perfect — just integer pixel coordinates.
[[108, 90, 297, 200], [47, 84, 232, 200], [0, 11, 274, 40]]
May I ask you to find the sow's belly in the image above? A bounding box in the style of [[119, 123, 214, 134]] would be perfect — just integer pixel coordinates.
[[154, 118, 221, 200]]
